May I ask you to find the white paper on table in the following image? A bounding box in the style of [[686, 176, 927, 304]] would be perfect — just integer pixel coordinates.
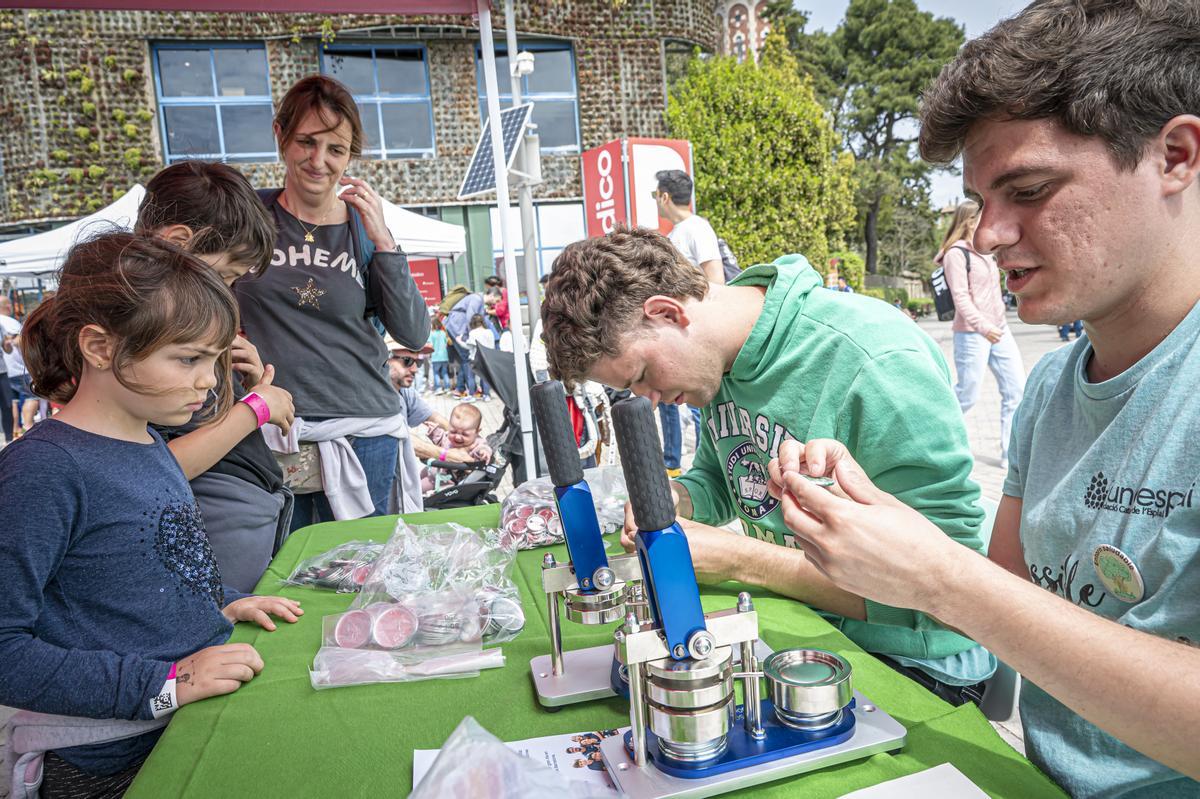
[[413, 727, 625, 791], [838, 763, 989, 798]]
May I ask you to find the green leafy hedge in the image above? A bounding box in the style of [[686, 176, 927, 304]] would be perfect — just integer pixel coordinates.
[[666, 33, 857, 272]]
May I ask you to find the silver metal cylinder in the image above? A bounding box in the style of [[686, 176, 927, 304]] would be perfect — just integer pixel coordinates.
[[563, 583, 626, 625], [764, 649, 853, 731], [547, 592, 563, 676], [629, 659, 648, 767], [644, 648, 734, 764]]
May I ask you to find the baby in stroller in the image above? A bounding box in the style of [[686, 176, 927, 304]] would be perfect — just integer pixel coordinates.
[[420, 403, 493, 495]]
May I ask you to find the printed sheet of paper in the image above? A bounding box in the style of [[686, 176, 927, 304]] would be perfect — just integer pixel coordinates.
[[838, 763, 988, 798], [413, 726, 626, 791]]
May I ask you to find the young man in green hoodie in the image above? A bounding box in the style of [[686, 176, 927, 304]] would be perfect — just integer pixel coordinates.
[[541, 226, 991, 702]]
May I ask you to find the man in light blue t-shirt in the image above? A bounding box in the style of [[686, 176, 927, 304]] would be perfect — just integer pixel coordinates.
[[759, 2, 1200, 797]]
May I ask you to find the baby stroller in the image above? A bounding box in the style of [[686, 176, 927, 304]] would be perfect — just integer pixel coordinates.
[[421, 346, 525, 510]]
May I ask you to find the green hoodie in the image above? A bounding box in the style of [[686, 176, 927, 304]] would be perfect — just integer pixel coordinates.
[[676, 255, 985, 661]]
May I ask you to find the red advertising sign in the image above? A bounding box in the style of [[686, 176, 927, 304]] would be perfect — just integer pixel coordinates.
[[408, 257, 443, 307], [580, 138, 694, 239], [581, 139, 627, 238]]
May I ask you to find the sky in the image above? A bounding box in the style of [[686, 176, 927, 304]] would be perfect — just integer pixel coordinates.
[[798, 0, 1028, 208]]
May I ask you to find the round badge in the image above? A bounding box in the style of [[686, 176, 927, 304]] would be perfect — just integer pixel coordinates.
[[1092, 545, 1144, 603]]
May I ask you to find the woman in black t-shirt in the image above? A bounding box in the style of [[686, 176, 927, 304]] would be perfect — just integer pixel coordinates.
[[236, 75, 430, 531]]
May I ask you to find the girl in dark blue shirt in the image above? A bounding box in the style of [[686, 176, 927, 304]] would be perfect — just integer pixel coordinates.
[[0, 232, 302, 795]]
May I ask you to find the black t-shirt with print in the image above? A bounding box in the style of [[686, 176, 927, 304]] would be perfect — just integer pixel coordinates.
[[235, 204, 401, 418]]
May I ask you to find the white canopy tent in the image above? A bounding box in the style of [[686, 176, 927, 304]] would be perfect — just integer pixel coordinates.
[[0, 184, 467, 278]]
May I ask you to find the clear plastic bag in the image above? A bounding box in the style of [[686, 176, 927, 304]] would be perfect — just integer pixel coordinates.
[[408, 717, 619, 799], [310, 646, 504, 690], [499, 465, 628, 550], [282, 540, 384, 593], [350, 521, 525, 646]]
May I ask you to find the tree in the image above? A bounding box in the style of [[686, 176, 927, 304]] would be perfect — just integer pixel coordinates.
[[770, 0, 963, 274], [665, 33, 857, 271]]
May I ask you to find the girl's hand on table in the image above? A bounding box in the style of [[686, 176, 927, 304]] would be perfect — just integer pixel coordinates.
[[222, 595, 304, 631], [175, 643, 264, 706]]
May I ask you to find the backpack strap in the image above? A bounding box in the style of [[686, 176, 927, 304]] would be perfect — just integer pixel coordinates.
[[951, 245, 972, 275]]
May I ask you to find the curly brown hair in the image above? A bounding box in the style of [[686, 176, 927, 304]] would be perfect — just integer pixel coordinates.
[[919, 0, 1200, 170], [541, 226, 708, 388]]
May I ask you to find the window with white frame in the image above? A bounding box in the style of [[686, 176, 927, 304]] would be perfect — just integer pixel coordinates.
[[321, 44, 435, 158], [152, 43, 276, 163], [476, 41, 580, 153]]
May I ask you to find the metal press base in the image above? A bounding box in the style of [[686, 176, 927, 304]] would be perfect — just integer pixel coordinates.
[[530, 639, 777, 708], [598, 690, 906, 798]]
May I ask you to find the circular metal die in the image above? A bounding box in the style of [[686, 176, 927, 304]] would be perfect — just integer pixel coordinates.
[[646, 673, 733, 709], [764, 648, 853, 728], [563, 583, 626, 624], [646, 646, 732, 683], [647, 700, 733, 763], [688, 630, 715, 660]]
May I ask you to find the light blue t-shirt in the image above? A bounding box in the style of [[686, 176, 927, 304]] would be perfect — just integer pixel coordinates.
[[1004, 303, 1200, 799]]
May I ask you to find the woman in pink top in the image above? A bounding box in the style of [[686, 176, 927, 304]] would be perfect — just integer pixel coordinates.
[[936, 200, 1026, 469]]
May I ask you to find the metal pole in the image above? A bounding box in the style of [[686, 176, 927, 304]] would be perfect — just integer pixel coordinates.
[[479, 0, 536, 483], [503, 0, 542, 331]]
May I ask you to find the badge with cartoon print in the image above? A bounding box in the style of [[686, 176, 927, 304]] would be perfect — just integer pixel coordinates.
[[1092, 544, 1145, 603]]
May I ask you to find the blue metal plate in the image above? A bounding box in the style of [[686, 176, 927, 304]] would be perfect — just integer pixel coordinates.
[[627, 699, 856, 780]]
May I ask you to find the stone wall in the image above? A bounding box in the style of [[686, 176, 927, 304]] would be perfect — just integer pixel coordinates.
[[0, 2, 718, 226]]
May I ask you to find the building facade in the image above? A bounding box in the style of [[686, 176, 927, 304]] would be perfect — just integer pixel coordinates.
[[714, 0, 769, 63], [0, 3, 718, 288]]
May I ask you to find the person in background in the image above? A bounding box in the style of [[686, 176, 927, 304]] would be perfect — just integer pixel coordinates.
[[0, 295, 21, 442], [530, 273, 551, 383], [937, 199, 1026, 470], [836, 276, 854, 293], [235, 75, 430, 531], [466, 313, 494, 400], [654, 169, 719, 475], [0, 233, 300, 796], [484, 274, 509, 329], [384, 337, 451, 513], [1, 297, 38, 438], [135, 160, 296, 593], [419, 403, 491, 493], [444, 290, 484, 399], [428, 315, 451, 394], [1058, 320, 1083, 341]]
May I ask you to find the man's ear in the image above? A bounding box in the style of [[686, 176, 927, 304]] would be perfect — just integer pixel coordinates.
[[642, 295, 690, 329], [156, 224, 195, 248], [1158, 114, 1200, 198], [78, 324, 114, 371]]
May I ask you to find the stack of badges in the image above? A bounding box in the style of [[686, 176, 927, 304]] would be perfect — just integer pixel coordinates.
[[416, 608, 464, 647], [329, 603, 420, 650], [500, 503, 565, 550], [284, 541, 384, 593]]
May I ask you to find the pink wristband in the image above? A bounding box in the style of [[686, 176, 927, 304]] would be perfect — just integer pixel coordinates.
[[239, 391, 271, 428]]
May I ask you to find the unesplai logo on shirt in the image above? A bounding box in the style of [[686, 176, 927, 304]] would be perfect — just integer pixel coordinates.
[[1083, 471, 1195, 518]]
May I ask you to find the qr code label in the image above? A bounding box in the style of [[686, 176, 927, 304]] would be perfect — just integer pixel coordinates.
[[152, 691, 173, 713]]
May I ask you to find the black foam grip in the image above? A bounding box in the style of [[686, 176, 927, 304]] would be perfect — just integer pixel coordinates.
[[612, 396, 676, 531], [531, 380, 584, 487]]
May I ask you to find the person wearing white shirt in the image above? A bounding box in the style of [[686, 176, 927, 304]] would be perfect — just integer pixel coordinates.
[[653, 170, 720, 474], [654, 169, 724, 285], [0, 296, 27, 441]]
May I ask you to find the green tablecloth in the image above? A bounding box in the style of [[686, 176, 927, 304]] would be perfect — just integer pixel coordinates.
[[126, 506, 1064, 798]]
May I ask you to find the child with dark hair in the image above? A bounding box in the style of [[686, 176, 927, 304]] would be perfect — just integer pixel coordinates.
[[0, 232, 301, 796], [136, 161, 296, 592], [465, 313, 494, 400]]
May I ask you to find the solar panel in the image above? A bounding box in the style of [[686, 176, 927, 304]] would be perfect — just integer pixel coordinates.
[[457, 102, 534, 200]]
